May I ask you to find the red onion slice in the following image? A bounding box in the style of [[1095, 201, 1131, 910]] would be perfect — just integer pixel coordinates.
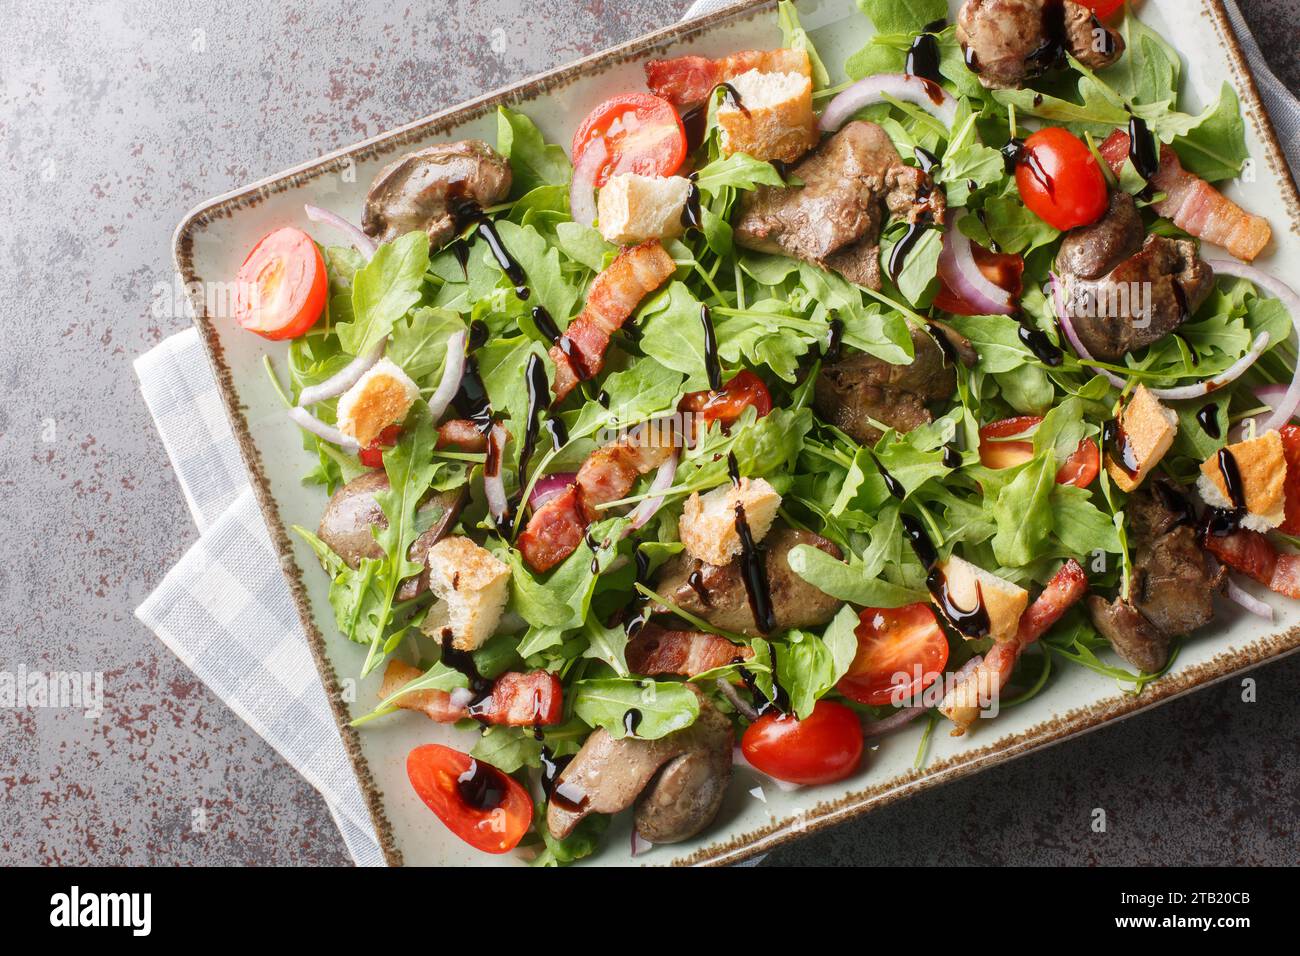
[[939, 216, 1016, 315], [1225, 577, 1274, 620], [862, 705, 928, 739], [287, 406, 359, 454], [625, 451, 680, 532], [529, 472, 578, 511], [483, 423, 510, 523], [428, 330, 468, 422], [304, 204, 377, 260], [1204, 259, 1300, 432], [296, 340, 386, 407], [630, 829, 653, 858], [569, 136, 608, 228], [1052, 273, 1271, 399], [820, 73, 958, 132]]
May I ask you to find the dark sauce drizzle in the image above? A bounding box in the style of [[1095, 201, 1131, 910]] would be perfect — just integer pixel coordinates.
[[516, 353, 550, 495], [942, 444, 963, 469], [452, 355, 494, 434], [450, 198, 529, 300], [914, 146, 940, 174], [531, 305, 562, 345], [823, 317, 845, 364], [1196, 403, 1221, 439], [687, 567, 712, 606], [1103, 419, 1140, 478], [439, 632, 494, 717], [735, 503, 776, 634], [733, 655, 789, 717], [900, 516, 991, 639], [700, 305, 723, 392], [681, 174, 703, 231], [889, 222, 930, 282], [623, 708, 643, 737], [456, 759, 507, 811], [1127, 114, 1161, 182], [716, 81, 749, 116], [1202, 448, 1248, 537], [1018, 319, 1064, 366], [906, 32, 943, 85], [871, 452, 907, 500]]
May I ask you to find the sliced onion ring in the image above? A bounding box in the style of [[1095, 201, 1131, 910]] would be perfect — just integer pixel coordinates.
[[483, 423, 510, 524], [625, 451, 680, 532], [820, 73, 958, 132], [428, 330, 468, 422], [939, 216, 1016, 315], [630, 829, 653, 858], [862, 705, 928, 739], [569, 136, 608, 228], [1051, 272, 1271, 399], [287, 406, 359, 454], [1225, 577, 1274, 620], [304, 204, 377, 260], [1205, 259, 1300, 431], [297, 339, 386, 407], [529, 472, 578, 511]]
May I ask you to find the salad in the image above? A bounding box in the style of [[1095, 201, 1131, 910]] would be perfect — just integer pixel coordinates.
[[230, 0, 1299, 864]]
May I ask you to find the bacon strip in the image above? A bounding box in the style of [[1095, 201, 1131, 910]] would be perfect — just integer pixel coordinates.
[[627, 623, 753, 676], [436, 419, 488, 452], [940, 559, 1088, 735], [379, 660, 563, 726], [1099, 131, 1272, 262], [549, 240, 676, 403], [1202, 527, 1300, 599], [645, 48, 811, 110], [518, 427, 676, 573]]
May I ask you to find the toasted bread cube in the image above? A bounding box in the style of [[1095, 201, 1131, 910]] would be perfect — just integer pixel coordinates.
[[679, 477, 782, 567], [935, 556, 1028, 644], [1104, 385, 1177, 492], [420, 536, 511, 651], [1197, 428, 1287, 531], [597, 173, 692, 246], [335, 357, 420, 447], [717, 69, 818, 165]]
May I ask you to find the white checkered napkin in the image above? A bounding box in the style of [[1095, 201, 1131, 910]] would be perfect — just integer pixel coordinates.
[[134, 330, 385, 867]]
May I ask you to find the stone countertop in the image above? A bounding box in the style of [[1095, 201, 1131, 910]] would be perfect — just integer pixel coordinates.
[[0, 0, 1296, 866]]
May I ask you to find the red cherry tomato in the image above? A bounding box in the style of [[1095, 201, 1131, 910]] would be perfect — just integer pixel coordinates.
[[406, 745, 532, 855], [836, 603, 950, 708], [358, 424, 402, 468], [679, 369, 773, 425], [1015, 128, 1109, 232], [935, 242, 1025, 316], [979, 416, 1100, 488], [1074, 0, 1123, 18], [233, 227, 327, 340], [741, 700, 864, 786], [1279, 424, 1300, 535], [571, 93, 687, 188]]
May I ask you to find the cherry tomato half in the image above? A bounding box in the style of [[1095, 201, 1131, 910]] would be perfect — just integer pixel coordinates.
[[837, 603, 950, 708], [406, 745, 532, 854], [233, 227, 327, 340], [572, 92, 687, 188], [1015, 128, 1109, 232], [979, 416, 1100, 488], [741, 700, 864, 786], [1074, 0, 1124, 19], [680, 369, 773, 426], [1279, 424, 1300, 535], [358, 424, 402, 468]]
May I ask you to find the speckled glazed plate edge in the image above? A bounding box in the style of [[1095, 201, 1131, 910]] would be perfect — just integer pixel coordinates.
[[172, 0, 1300, 867]]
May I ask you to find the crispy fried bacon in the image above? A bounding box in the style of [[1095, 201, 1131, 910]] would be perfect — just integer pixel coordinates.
[[626, 623, 753, 677], [436, 418, 488, 452], [1202, 527, 1300, 599], [379, 660, 563, 726], [940, 559, 1088, 735], [645, 48, 811, 110], [550, 240, 677, 403], [518, 427, 676, 573], [1100, 131, 1272, 262]]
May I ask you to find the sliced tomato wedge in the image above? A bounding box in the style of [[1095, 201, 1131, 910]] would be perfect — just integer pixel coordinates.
[[935, 242, 1024, 316], [978, 416, 1099, 488], [571, 92, 687, 188], [406, 745, 532, 854], [741, 701, 864, 786], [837, 603, 949, 708], [358, 424, 402, 468], [1075, 0, 1123, 18], [679, 369, 773, 426], [1278, 425, 1300, 535], [233, 227, 327, 340], [1015, 128, 1109, 232]]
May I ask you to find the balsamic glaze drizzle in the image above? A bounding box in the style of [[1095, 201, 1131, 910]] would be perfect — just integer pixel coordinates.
[[913, 146, 940, 175], [700, 305, 723, 392], [906, 32, 943, 86], [889, 222, 930, 282], [1103, 419, 1140, 478], [516, 353, 550, 493], [900, 516, 991, 639], [450, 198, 529, 299], [872, 453, 907, 500], [1127, 114, 1161, 182], [1196, 403, 1222, 439], [452, 355, 494, 434], [823, 317, 845, 364], [942, 444, 963, 469], [440, 633, 494, 717], [734, 503, 776, 634], [1018, 319, 1064, 366], [531, 305, 562, 345], [687, 568, 713, 606], [1218, 448, 1247, 510], [456, 759, 507, 811], [623, 708, 644, 737], [681, 175, 703, 231], [733, 655, 788, 717]]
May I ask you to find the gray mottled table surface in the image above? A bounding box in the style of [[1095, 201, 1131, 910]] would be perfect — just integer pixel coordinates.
[[1, 0, 1296, 866]]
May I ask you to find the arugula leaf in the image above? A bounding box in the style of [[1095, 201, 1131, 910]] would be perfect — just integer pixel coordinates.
[[494, 220, 581, 324], [639, 281, 712, 388], [532, 799, 609, 867], [497, 106, 571, 196], [854, 0, 947, 35], [776, 630, 838, 720], [1172, 83, 1250, 182], [692, 153, 786, 194], [990, 453, 1057, 567], [340, 231, 430, 357], [787, 542, 927, 608], [555, 220, 615, 272], [778, 0, 830, 89], [572, 678, 700, 739], [387, 307, 463, 385]]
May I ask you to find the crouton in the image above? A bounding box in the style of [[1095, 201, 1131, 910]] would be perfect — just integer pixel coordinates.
[[379, 659, 462, 722], [717, 69, 818, 165], [678, 477, 782, 567], [1104, 385, 1177, 492], [597, 173, 692, 246], [335, 357, 420, 448], [934, 556, 1028, 644], [1197, 429, 1287, 532], [420, 536, 511, 651]]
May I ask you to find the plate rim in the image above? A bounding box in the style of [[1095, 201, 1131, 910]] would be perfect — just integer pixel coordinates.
[[170, 0, 1300, 868]]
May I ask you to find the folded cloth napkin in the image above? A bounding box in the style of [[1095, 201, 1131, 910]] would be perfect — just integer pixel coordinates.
[[135, 0, 1299, 867]]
